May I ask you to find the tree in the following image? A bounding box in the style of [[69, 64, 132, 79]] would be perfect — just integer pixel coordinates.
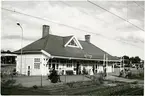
[[134, 56, 141, 63], [1, 50, 5, 53], [123, 55, 130, 67], [7, 50, 11, 53], [130, 57, 135, 64], [123, 55, 130, 64]]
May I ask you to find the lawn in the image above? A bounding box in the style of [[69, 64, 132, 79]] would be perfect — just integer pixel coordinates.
[[1, 75, 91, 87], [1, 68, 144, 95], [79, 84, 143, 95], [1, 79, 143, 95], [113, 68, 144, 80]]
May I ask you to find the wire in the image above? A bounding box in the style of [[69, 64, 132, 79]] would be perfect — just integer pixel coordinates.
[[1, 7, 143, 49], [114, 38, 143, 49], [1, 7, 108, 37], [59, 1, 110, 24], [59, 0, 144, 48], [87, 0, 144, 32], [133, 1, 145, 11]]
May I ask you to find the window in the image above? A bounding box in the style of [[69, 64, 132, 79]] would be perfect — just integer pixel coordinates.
[[34, 58, 40, 69], [68, 39, 77, 46], [49, 64, 51, 69], [57, 64, 59, 69], [67, 64, 72, 67], [64, 36, 83, 49]]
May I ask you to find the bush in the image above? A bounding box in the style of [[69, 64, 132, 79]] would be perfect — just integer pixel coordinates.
[[139, 72, 144, 77], [66, 70, 73, 75], [88, 73, 104, 85], [1, 79, 16, 87], [99, 72, 105, 78], [119, 70, 124, 77], [128, 72, 144, 80], [51, 76, 59, 83], [66, 82, 74, 88], [98, 75, 104, 84], [33, 85, 38, 89], [49, 69, 59, 83], [131, 81, 138, 84]]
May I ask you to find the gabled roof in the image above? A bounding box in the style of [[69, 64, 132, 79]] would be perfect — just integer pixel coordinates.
[[64, 35, 83, 49], [63, 35, 73, 45], [14, 34, 119, 61]]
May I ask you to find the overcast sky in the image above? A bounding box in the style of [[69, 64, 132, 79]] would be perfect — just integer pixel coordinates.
[[1, 1, 144, 59]]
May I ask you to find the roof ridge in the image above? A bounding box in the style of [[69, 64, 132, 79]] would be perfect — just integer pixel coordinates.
[[63, 35, 73, 38]]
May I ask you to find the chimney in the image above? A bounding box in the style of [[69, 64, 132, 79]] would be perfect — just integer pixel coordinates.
[[85, 35, 90, 43], [42, 25, 50, 37]]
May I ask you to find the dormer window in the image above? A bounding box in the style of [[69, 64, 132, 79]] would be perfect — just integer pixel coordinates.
[[68, 39, 77, 46], [64, 36, 83, 49]]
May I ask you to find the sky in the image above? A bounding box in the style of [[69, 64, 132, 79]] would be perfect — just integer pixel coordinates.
[[1, 1, 144, 59]]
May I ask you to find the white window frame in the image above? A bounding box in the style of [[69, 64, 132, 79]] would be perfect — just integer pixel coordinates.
[[64, 36, 83, 49], [67, 63, 72, 68], [34, 58, 41, 69]]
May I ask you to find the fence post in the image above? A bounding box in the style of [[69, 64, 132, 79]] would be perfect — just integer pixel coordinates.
[[65, 75, 66, 83], [41, 74, 42, 87], [82, 74, 84, 81]]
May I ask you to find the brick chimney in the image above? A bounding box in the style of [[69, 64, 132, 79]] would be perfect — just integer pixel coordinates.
[[42, 25, 50, 37], [85, 35, 90, 43]]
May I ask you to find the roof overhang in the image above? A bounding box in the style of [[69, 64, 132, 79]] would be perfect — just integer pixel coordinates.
[[41, 50, 51, 57], [1, 53, 17, 56], [51, 55, 120, 62]]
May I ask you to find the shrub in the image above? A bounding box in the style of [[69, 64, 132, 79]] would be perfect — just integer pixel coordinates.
[[51, 76, 59, 83], [139, 72, 144, 77], [126, 71, 132, 78], [126, 71, 144, 80], [89, 74, 104, 85], [33, 85, 38, 89], [119, 70, 124, 77], [66, 82, 74, 88], [1, 79, 16, 87], [98, 75, 104, 84], [99, 72, 105, 79], [131, 81, 138, 84], [49, 69, 59, 83]]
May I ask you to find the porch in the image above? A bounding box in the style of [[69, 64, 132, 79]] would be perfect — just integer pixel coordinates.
[[46, 58, 117, 75]]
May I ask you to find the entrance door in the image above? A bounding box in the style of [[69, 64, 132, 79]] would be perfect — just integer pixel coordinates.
[[52, 64, 55, 70], [28, 66, 30, 76], [76, 63, 80, 75]]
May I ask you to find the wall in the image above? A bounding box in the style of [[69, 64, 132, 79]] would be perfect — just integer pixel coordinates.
[[16, 54, 50, 76], [97, 64, 113, 73], [106, 65, 112, 73], [16, 54, 114, 76]]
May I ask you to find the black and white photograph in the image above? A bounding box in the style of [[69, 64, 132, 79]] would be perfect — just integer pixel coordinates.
[[1, 0, 144, 95]]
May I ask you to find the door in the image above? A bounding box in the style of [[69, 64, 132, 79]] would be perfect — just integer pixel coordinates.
[[28, 66, 30, 76], [76, 63, 80, 75], [52, 64, 55, 70]]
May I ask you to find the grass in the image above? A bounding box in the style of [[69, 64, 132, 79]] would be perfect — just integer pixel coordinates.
[[128, 72, 144, 80], [110, 87, 143, 95], [1, 78, 143, 95], [1, 78, 104, 95], [117, 68, 144, 80], [78, 84, 143, 95]]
